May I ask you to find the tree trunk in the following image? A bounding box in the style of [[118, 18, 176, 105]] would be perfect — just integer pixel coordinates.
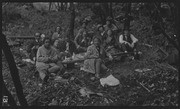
[[57, 2, 60, 11], [0, 60, 3, 106], [68, 3, 75, 40], [124, 3, 131, 29], [4, 8, 8, 31], [61, 2, 64, 10], [2, 80, 17, 106], [109, 2, 113, 19], [100, 3, 109, 24], [64, 3, 67, 11], [175, 1, 180, 73], [2, 33, 28, 106], [49, 2, 52, 11], [153, 3, 179, 51]]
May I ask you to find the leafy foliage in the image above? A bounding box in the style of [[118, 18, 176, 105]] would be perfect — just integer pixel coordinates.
[[2, 2, 179, 106]]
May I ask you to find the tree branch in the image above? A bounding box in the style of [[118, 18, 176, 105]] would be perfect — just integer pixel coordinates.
[[2, 80, 17, 106], [2, 33, 28, 106], [153, 3, 179, 51], [2, 3, 9, 8]]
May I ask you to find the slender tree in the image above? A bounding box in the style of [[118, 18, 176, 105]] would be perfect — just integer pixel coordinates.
[[67, 3, 75, 40], [61, 2, 64, 10], [109, 2, 113, 19], [2, 33, 28, 106], [124, 3, 132, 29], [49, 2, 52, 11], [2, 80, 17, 106]]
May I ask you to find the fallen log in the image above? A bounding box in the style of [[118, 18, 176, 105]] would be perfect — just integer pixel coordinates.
[[62, 51, 140, 64], [6, 35, 35, 39]]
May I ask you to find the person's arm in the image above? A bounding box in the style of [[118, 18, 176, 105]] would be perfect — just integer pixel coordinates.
[[36, 47, 50, 63], [50, 48, 60, 62], [104, 47, 113, 60], [130, 34, 138, 44], [119, 35, 128, 44], [112, 24, 118, 31]]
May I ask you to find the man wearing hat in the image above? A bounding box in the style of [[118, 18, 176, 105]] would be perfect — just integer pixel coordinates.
[[94, 24, 106, 43], [26, 32, 42, 61], [119, 28, 138, 53], [52, 26, 61, 42], [74, 20, 91, 53], [103, 16, 118, 32]]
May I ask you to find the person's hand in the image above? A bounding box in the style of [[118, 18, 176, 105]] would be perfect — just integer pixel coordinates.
[[124, 41, 128, 44], [109, 55, 113, 61], [130, 43, 134, 48], [77, 45, 80, 49]]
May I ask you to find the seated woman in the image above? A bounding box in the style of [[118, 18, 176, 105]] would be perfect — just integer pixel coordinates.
[[36, 37, 62, 83], [52, 26, 61, 42], [64, 37, 77, 55], [119, 28, 138, 53], [94, 24, 106, 43], [74, 21, 91, 53], [82, 37, 113, 78], [103, 30, 116, 51], [103, 16, 118, 32]]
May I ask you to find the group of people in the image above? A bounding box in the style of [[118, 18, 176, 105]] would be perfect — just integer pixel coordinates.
[[27, 16, 139, 83]]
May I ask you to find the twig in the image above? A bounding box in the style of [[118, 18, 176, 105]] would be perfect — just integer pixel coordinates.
[[140, 43, 153, 48], [2, 3, 9, 8], [136, 80, 151, 93]]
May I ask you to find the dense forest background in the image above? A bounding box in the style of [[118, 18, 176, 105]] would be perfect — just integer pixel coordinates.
[[2, 2, 179, 106]]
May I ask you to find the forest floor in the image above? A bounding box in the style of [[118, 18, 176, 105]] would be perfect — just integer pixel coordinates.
[[2, 45, 179, 106]]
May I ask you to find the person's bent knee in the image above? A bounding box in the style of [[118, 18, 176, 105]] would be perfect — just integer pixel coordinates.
[[48, 65, 60, 73]]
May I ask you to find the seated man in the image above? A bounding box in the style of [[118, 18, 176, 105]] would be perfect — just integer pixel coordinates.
[[103, 16, 118, 32], [26, 32, 43, 61], [52, 39, 71, 74], [119, 28, 138, 53], [94, 24, 106, 43], [74, 21, 91, 53], [64, 37, 77, 55], [52, 26, 61, 42], [36, 37, 62, 83]]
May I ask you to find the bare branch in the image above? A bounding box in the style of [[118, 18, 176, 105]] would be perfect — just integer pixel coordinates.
[[2, 2, 9, 8], [153, 3, 179, 51]]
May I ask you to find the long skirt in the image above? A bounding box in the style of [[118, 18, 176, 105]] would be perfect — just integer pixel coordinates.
[[36, 62, 62, 80]]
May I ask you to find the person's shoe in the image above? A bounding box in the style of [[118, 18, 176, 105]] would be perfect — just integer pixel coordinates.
[[90, 77, 96, 81]]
